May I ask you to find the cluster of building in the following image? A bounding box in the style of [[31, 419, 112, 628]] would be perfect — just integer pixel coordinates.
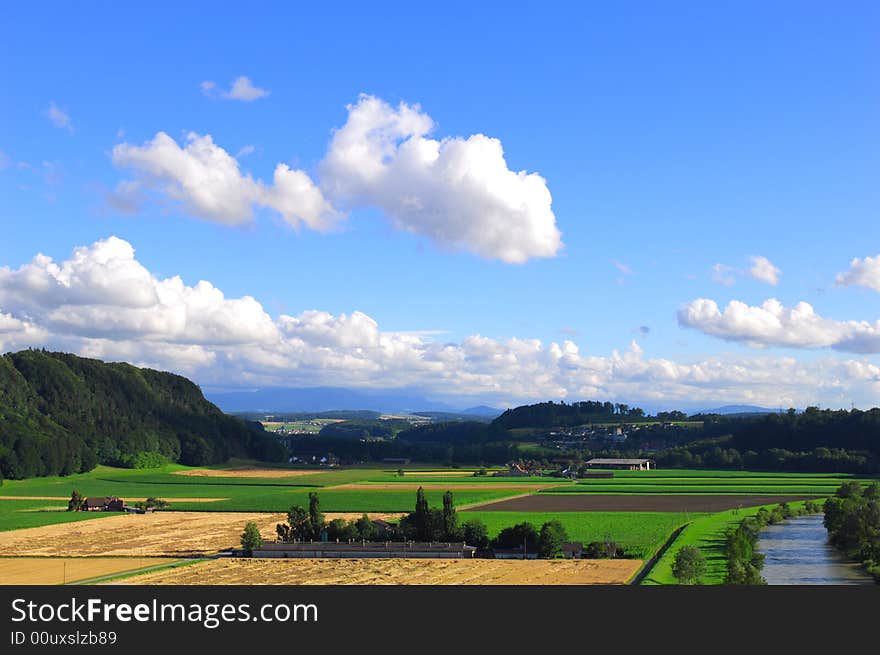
[[76, 496, 154, 514]]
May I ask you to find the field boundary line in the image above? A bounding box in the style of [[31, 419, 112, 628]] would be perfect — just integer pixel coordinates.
[[68, 558, 200, 585], [630, 522, 690, 586]]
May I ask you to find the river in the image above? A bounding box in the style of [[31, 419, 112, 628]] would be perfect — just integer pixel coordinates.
[[757, 514, 874, 585]]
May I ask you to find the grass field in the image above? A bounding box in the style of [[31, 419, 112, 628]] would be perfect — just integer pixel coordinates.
[[0, 498, 121, 532], [460, 511, 699, 559], [123, 557, 643, 585], [0, 557, 180, 585]]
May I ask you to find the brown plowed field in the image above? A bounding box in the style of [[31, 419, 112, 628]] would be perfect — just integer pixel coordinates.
[[124, 557, 642, 585], [465, 494, 822, 512], [0, 558, 178, 585]]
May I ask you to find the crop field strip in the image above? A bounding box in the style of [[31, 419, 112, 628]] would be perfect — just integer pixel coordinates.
[[0, 557, 181, 585], [121, 557, 644, 586], [467, 494, 826, 513]]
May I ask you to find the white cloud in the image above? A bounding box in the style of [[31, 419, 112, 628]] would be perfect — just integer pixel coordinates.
[[836, 254, 880, 292], [711, 263, 737, 286], [111, 131, 338, 229], [678, 298, 880, 353], [748, 255, 781, 285], [45, 102, 73, 132], [319, 94, 562, 263], [201, 76, 269, 101], [236, 144, 256, 158], [2, 237, 879, 408]]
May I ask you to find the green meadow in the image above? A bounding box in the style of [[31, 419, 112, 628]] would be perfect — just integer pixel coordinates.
[[0, 499, 121, 532], [460, 510, 701, 559]]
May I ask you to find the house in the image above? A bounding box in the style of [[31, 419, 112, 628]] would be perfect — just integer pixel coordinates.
[[585, 458, 655, 471], [562, 542, 584, 559], [82, 496, 124, 511], [496, 462, 531, 477]]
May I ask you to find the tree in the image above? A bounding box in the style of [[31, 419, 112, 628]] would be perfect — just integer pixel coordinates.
[[672, 546, 706, 585], [240, 522, 263, 556], [277, 504, 311, 542], [355, 514, 377, 540], [461, 518, 489, 549], [538, 520, 569, 558], [441, 491, 458, 540], [67, 489, 85, 512], [414, 486, 429, 540], [308, 492, 324, 539]]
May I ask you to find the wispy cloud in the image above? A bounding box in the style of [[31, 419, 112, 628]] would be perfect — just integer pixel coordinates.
[[45, 102, 73, 132], [201, 76, 270, 102]]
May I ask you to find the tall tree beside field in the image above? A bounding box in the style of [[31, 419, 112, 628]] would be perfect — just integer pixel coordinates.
[[67, 489, 85, 512], [414, 486, 429, 540], [277, 505, 311, 542], [240, 522, 263, 556], [672, 546, 706, 585], [442, 491, 457, 540], [538, 520, 568, 558], [308, 492, 324, 539]]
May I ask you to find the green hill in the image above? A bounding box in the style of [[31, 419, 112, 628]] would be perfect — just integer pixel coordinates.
[[0, 350, 285, 479]]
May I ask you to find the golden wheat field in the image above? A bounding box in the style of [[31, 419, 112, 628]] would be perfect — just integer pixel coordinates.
[[1, 557, 178, 585], [123, 557, 643, 585], [0, 511, 407, 558]]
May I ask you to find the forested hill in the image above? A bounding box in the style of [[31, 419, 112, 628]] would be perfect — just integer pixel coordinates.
[[0, 350, 285, 479], [490, 400, 646, 431]]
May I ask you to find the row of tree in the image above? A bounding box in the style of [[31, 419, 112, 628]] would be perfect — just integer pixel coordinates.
[[823, 481, 880, 583], [242, 489, 602, 559]]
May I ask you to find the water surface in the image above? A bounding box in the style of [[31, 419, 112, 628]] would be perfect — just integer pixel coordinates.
[[758, 514, 873, 585]]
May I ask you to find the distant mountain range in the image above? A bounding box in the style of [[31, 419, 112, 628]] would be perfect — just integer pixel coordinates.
[[697, 405, 787, 416], [205, 386, 503, 416]]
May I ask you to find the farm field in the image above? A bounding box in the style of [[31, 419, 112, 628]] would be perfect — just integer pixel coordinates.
[[0, 510, 408, 558], [122, 557, 643, 585], [460, 511, 699, 559], [476, 494, 824, 513], [0, 498, 121, 532], [0, 558, 179, 585]]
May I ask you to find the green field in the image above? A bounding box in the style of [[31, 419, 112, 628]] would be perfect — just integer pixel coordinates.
[[1, 464, 868, 584], [540, 471, 870, 495], [460, 511, 701, 559], [0, 499, 121, 532]]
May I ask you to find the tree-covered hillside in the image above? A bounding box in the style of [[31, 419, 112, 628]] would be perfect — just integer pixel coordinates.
[[0, 350, 285, 479]]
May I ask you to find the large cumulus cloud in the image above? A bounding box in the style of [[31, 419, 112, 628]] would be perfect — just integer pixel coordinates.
[[2, 237, 879, 408], [678, 298, 880, 353], [110, 94, 563, 264]]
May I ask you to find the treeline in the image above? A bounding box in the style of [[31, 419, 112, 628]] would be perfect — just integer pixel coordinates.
[[0, 350, 285, 479], [491, 400, 645, 432], [318, 419, 411, 440], [724, 501, 822, 584], [263, 488, 581, 559], [824, 481, 880, 583]]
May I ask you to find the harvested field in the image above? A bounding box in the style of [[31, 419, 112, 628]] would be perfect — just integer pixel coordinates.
[[125, 557, 642, 585], [0, 496, 227, 503], [0, 511, 408, 557], [1, 558, 178, 585], [0, 512, 285, 557], [467, 494, 823, 513], [172, 468, 324, 479], [323, 512, 406, 522]]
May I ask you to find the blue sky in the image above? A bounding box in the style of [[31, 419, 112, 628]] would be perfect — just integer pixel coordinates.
[[1, 2, 878, 409]]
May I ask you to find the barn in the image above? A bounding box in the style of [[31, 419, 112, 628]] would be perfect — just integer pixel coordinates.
[[585, 458, 655, 471]]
